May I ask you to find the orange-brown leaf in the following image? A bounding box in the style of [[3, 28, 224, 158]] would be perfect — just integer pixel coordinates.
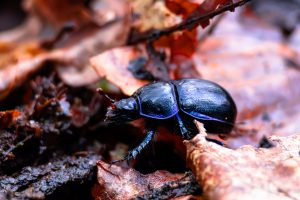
[[90, 47, 149, 95], [94, 160, 184, 200], [165, 0, 199, 18], [0, 110, 21, 128], [185, 129, 300, 200]]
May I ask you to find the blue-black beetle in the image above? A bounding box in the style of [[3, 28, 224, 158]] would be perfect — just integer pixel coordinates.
[[105, 79, 237, 162]]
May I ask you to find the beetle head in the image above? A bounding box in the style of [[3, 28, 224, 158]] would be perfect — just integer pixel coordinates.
[[106, 97, 140, 123]]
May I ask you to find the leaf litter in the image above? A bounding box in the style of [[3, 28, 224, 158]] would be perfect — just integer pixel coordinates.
[[1, 0, 300, 199]]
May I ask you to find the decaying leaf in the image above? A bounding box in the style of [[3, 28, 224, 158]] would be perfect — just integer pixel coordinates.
[[132, 0, 179, 32], [2, 0, 300, 199], [27, 0, 92, 29], [128, 0, 248, 61], [56, 17, 130, 87], [90, 47, 149, 95], [93, 160, 201, 200], [0, 110, 21, 128], [185, 122, 300, 200], [0, 0, 130, 100], [0, 21, 129, 99], [0, 53, 48, 100], [91, 0, 129, 26]]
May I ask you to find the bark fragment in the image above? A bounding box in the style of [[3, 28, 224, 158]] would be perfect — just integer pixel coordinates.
[[0, 154, 99, 199]]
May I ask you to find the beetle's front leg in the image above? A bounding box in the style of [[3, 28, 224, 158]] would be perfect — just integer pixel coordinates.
[[112, 125, 157, 163]]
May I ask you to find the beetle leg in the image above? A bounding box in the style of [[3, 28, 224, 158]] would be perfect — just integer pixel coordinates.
[[112, 127, 156, 164], [176, 114, 193, 140]]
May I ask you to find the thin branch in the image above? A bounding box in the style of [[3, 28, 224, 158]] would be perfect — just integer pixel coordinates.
[[2, 134, 34, 161], [128, 0, 251, 45], [198, 14, 225, 43]]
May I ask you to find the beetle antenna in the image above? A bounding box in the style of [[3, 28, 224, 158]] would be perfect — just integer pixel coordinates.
[[97, 88, 115, 104]]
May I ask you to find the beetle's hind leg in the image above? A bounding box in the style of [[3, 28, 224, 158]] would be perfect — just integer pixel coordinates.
[[176, 114, 194, 140], [176, 114, 223, 144], [112, 127, 157, 164]]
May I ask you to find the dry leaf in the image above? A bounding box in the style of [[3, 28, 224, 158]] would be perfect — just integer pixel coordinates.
[[185, 123, 300, 200], [0, 20, 128, 99], [56, 18, 129, 87], [0, 0, 129, 99], [90, 47, 149, 95], [0, 110, 21, 128], [132, 0, 179, 32], [93, 160, 185, 200], [29, 0, 92, 28]]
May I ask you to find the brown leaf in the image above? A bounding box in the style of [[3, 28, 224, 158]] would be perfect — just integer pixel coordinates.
[[0, 21, 128, 99], [132, 0, 179, 32], [0, 16, 42, 43], [29, 0, 92, 28], [91, 0, 128, 26], [187, 0, 233, 28], [152, 0, 200, 60], [56, 21, 129, 87], [130, 0, 245, 63], [90, 47, 149, 95], [185, 123, 300, 200], [0, 0, 130, 100], [165, 0, 199, 18], [0, 42, 44, 70], [94, 160, 185, 200], [0, 53, 48, 100], [0, 110, 21, 128], [154, 29, 198, 59]]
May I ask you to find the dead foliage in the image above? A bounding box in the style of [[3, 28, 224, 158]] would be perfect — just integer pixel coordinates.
[[185, 122, 300, 200], [93, 161, 201, 200], [1, 0, 300, 199]]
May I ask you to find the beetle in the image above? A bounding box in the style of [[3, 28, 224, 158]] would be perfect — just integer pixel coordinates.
[[103, 78, 237, 162]]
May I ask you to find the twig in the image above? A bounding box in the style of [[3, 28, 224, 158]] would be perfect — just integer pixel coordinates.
[[127, 0, 251, 45], [198, 14, 225, 43], [2, 134, 34, 161]]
